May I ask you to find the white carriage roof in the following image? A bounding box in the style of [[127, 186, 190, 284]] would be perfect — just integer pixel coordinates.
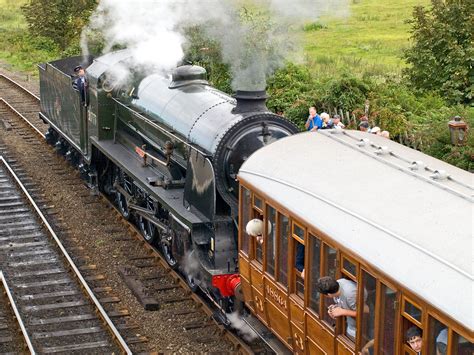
[[239, 130, 473, 330]]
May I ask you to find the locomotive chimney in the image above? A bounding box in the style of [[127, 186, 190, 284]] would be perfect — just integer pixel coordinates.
[[232, 90, 268, 114]]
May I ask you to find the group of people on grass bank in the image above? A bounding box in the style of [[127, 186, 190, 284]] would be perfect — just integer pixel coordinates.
[[305, 106, 345, 131], [305, 106, 390, 138]]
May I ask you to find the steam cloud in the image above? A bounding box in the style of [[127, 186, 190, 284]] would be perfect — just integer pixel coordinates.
[[82, 0, 349, 90]]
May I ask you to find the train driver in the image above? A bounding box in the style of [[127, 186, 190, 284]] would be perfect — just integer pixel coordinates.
[[73, 65, 88, 106]]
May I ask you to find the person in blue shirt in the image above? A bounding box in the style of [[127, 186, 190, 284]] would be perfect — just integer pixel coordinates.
[[305, 106, 322, 131]]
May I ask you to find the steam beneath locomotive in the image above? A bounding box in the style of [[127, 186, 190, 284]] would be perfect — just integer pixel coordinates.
[[81, 0, 349, 90]]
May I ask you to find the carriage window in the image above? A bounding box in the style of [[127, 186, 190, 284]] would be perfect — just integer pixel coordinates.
[[360, 271, 376, 352], [293, 239, 305, 299], [378, 284, 398, 354], [253, 195, 263, 211], [293, 223, 304, 241], [452, 332, 473, 355], [342, 256, 357, 280], [277, 214, 289, 287], [404, 298, 422, 324], [308, 234, 321, 314], [265, 206, 277, 278], [241, 187, 251, 255], [428, 317, 447, 355], [321, 243, 337, 327]]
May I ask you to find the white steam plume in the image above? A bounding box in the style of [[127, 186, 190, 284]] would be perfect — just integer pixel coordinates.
[[82, 0, 349, 90]]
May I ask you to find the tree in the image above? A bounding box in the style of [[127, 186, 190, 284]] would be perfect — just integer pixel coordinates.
[[22, 0, 97, 51], [403, 0, 473, 105]]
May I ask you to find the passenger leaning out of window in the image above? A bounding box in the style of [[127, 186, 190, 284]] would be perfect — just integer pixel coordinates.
[[406, 326, 423, 354], [316, 276, 358, 339]]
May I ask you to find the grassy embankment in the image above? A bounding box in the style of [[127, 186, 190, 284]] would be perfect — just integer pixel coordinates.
[[1, 0, 429, 77], [0, 0, 61, 75], [304, 0, 430, 77]]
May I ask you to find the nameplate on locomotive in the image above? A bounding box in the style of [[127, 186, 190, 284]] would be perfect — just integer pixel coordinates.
[[266, 284, 287, 310]]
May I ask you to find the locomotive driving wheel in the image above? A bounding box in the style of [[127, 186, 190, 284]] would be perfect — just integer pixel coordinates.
[[116, 191, 131, 220], [161, 234, 178, 269], [138, 215, 157, 244]]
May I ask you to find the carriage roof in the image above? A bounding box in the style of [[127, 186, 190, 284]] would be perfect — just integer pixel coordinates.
[[238, 130, 473, 330]]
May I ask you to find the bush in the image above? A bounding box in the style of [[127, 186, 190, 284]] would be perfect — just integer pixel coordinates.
[[320, 74, 372, 111], [404, 0, 473, 105]]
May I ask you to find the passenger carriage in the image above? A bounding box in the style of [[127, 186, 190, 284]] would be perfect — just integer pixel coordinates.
[[238, 130, 473, 354]]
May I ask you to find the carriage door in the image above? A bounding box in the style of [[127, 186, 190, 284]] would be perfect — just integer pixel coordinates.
[[288, 222, 306, 353], [262, 206, 291, 347]]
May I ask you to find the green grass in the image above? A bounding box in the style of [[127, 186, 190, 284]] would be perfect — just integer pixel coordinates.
[[304, 0, 430, 77], [0, 0, 61, 75]]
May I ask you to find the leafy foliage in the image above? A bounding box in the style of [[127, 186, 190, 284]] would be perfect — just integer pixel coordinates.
[[22, 0, 97, 50], [403, 0, 474, 104]]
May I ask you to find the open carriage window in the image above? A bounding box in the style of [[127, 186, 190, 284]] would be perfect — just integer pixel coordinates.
[[291, 222, 305, 299], [293, 239, 305, 299], [321, 243, 337, 328], [401, 297, 423, 354]]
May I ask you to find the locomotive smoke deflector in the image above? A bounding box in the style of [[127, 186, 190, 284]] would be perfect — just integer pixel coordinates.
[[169, 65, 209, 89], [232, 90, 269, 114]]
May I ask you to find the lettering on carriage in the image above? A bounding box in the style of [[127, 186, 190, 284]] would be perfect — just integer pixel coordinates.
[[266, 284, 287, 309]]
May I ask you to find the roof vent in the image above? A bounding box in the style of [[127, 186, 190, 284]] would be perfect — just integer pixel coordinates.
[[410, 161, 425, 171], [357, 138, 370, 147], [169, 65, 208, 89], [375, 146, 390, 156], [431, 170, 448, 181]]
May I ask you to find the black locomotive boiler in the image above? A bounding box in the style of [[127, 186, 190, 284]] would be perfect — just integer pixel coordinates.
[[38, 50, 298, 307]]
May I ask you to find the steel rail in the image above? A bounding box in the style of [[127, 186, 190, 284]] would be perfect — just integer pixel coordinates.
[[0, 98, 45, 139], [1, 74, 257, 354], [0, 156, 133, 355], [0, 271, 36, 354], [104, 195, 254, 355], [0, 73, 40, 101]]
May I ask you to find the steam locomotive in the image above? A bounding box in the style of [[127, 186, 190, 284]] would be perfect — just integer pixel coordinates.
[[38, 50, 298, 309]]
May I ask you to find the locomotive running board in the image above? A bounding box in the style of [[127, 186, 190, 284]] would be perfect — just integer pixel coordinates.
[[242, 314, 292, 354]]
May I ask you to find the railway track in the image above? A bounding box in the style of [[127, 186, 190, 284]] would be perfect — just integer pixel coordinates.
[[0, 156, 130, 354], [0, 72, 263, 353], [0, 271, 33, 353]]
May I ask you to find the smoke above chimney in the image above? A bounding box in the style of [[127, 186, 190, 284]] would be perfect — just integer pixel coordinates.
[[82, 0, 349, 89]]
